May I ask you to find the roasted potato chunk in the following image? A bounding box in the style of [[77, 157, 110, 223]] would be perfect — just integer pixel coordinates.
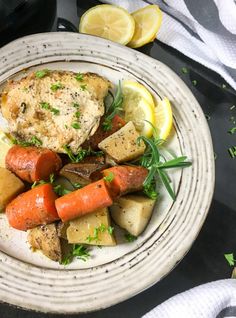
[[98, 121, 145, 162], [0, 167, 24, 212], [27, 223, 62, 262], [67, 208, 116, 246], [110, 195, 156, 236]]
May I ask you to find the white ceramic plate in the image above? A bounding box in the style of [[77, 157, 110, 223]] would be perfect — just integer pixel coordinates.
[[0, 33, 214, 313]]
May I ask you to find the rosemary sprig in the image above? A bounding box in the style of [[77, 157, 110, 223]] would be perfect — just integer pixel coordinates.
[[102, 81, 123, 131], [137, 134, 191, 200]]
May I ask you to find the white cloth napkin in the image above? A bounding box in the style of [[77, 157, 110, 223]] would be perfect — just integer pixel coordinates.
[[142, 279, 236, 318], [101, 0, 236, 91]]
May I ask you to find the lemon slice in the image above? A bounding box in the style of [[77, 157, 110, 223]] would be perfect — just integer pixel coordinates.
[[154, 97, 173, 140], [79, 5, 135, 45], [122, 80, 155, 137], [0, 130, 12, 167], [128, 5, 162, 48]]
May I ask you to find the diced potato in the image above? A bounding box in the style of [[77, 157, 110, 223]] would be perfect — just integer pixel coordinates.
[[110, 195, 156, 236], [0, 131, 12, 168], [67, 208, 116, 246], [98, 121, 145, 163], [0, 167, 25, 212], [27, 223, 62, 262], [57, 221, 69, 240]]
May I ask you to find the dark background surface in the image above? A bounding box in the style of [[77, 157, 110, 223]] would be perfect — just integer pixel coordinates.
[[0, 0, 236, 317]]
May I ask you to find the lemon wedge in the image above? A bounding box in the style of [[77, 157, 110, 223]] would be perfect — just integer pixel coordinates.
[[122, 80, 155, 137], [128, 5, 162, 48], [0, 130, 12, 167], [79, 4, 135, 45], [154, 97, 173, 140]]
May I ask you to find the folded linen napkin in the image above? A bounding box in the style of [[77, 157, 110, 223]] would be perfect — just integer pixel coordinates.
[[142, 279, 236, 318], [101, 0, 236, 91]]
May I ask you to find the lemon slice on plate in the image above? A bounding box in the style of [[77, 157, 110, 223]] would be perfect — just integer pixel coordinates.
[[79, 4, 135, 45], [154, 97, 173, 140], [128, 5, 162, 48], [122, 80, 155, 137], [0, 130, 12, 167]]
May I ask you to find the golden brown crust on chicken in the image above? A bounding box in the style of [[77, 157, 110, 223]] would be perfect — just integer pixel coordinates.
[[0, 70, 110, 153]]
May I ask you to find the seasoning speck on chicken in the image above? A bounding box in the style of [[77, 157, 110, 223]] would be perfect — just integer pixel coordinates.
[[0, 71, 110, 153]]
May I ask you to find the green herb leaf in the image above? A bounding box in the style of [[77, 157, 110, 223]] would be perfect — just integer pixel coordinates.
[[51, 82, 64, 92], [73, 182, 82, 189], [30, 136, 43, 147], [102, 81, 123, 131], [35, 69, 50, 78], [72, 103, 80, 108], [125, 233, 137, 242], [71, 122, 81, 129], [51, 108, 60, 115], [80, 84, 87, 91], [181, 67, 188, 74], [75, 73, 84, 82], [53, 184, 72, 196], [75, 111, 81, 118], [224, 253, 235, 266], [40, 102, 50, 110], [63, 145, 102, 163], [192, 80, 197, 86], [103, 172, 114, 182], [228, 146, 236, 158], [228, 127, 236, 134], [61, 244, 90, 265], [230, 105, 235, 111], [108, 226, 114, 235]]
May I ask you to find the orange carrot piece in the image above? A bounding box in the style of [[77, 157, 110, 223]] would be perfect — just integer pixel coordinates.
[[82, 115, 126, 150], [102, 165, 148, 197], [55, 179, 113, 222], [6, 184, 59, 231], [5, 145, 62, 183]]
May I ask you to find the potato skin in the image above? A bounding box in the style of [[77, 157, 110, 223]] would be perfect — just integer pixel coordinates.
[[0, 167, 24, 212], [27, 223, 62, 262]]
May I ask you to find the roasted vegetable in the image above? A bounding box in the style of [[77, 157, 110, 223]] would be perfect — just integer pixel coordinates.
[[27, 223, 62, 262], [57, 221, 69, 240], [0, 167, 25, 212], [102, 165, 148, 197], [110, 195, 156, 236], [82, 115, 126, 150], [67, 207, 116, 246], [6, 184, 59, 231], [59, 160, 108, 185], [5, 145, 62, 183], [55, 179, 113, 222], [98, 121, 145, 162]]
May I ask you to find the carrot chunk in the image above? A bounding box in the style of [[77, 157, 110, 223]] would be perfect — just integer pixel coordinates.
[[6, 184, 59, 231], [5, 145, 62, 183], [55, 179, 113, 222]]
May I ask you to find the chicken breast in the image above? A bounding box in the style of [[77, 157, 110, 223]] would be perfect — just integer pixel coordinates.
[[0, 70, 110, 153]]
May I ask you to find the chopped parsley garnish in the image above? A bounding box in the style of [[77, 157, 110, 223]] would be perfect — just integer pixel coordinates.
[[13, 135, 42, 147], [53, 184, 72, 196], [51, 108, 60, 115], [103, 172, 114, 182], [228, 127, 236, 134], [73, 102, 80, 108], [86, 224, 113, 243], [230, 105, 235, 110], [63, 145, 103, 163], [228, 146, 236, 158], [61, 244, 90, 265], [125, 233, 137, 242], [35, 69, 50, 78], [136, 123, 191, 200], [50, 82, 64, 92], [192, 80, 197, 86], [75, 111, 81, 118], [181, 67, 188, 74], [71, 122, 81, 129], [40, 102, 60, 115], [73, 182, 82, 189], [31, 173, 73, 195], [224, 253, 235, 266], [31, 135, 43, 146], [40, 102, 50, 110], [102, 81, 123, 131], [75, 73, 84, 82], [80, 84, 87, 91]]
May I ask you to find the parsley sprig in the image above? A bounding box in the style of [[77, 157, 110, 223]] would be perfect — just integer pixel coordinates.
[[13, 135, 42, 147], [86, 224, 114, 243], [137, 126, 191, 200], [61, 244, 90, 265], [63, 145, 103, 163], [102, 81, 123, 131]]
